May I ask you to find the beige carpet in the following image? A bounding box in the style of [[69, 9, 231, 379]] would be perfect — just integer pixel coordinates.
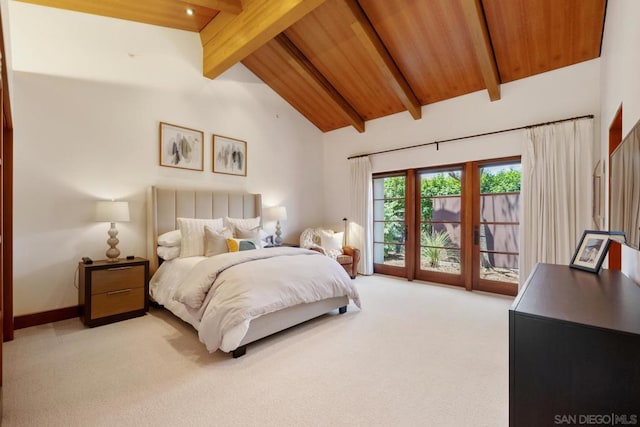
[[2, 275, 513, 427]]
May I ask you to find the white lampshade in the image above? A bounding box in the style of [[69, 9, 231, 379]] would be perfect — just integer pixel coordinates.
[[270, 206, 287, 221], [95, 201, 130, 223]]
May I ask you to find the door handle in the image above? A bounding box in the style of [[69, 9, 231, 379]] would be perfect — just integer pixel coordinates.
[[474, 226, 479, 245]]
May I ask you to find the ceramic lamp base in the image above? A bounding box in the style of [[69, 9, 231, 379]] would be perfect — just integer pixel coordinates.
[[106, 222, 121, 261], [274, 220, 283, 246]]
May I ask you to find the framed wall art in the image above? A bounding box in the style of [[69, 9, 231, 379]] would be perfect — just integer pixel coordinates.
[[159, 122, 204, 171], [212, 134, 247, 176]]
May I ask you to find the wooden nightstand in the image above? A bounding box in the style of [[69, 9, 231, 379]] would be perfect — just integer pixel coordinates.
[[78, 257, 149, 327]]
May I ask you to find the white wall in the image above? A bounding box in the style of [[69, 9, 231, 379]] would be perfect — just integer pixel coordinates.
[[1, 0, 15, 109], [322, 59, 602, 230], [600, 0, 640, 139], [10, 3, 324, 315]]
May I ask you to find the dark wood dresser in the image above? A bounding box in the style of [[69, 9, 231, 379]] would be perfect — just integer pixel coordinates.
[[509, 263, 640, 426]]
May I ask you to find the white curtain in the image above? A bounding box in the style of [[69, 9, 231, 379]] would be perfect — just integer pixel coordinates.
[[519, 118, 594, 286], [349, 157, 373, 275]]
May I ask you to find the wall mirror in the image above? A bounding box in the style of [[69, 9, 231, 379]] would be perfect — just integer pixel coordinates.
[[610, 118, 640, 249]]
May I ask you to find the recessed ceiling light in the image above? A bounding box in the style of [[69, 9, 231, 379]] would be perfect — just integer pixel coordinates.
[[186, 8, 194, 16]]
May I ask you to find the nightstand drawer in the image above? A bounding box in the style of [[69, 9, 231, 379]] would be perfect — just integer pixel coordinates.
[[91, 287, 145, 319], [91, 265, 145, 294]]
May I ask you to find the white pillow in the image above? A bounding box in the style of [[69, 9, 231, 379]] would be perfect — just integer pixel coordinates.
[[258, 228, 270, 248], [204, 226, 233, 257], [234, 225, 263, 249], [319, 230, 344, 255], [157, 246, 180, 261], [225, 216, 261, 232], [235, 225, 259, 238], [178, 217, 224, 258], [157, 230, 181, 247]]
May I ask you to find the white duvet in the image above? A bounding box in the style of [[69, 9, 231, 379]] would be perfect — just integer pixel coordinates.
[[150, 247, 360, 352]]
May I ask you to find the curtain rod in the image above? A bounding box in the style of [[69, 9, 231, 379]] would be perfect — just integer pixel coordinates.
[[347, 114, 594, 160]]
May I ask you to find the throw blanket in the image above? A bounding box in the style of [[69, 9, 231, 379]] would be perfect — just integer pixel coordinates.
[[172, 247, 361, 352]]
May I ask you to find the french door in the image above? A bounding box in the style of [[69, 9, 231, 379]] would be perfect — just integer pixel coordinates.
[[472, 160, 520, 295], [415, 165, 465, 287], [373, 172, 413, 278], [373, 157, 520, 296]]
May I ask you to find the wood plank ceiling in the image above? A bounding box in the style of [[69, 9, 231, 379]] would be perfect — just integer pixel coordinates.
[[17, 0, 607, 133]]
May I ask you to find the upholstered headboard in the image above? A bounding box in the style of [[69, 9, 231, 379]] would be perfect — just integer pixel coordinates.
[[146, 187, 262, 274]]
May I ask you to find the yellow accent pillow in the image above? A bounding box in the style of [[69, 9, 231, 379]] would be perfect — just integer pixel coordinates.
[[226, 238, 257, 252], [226, 238, 240, 252]]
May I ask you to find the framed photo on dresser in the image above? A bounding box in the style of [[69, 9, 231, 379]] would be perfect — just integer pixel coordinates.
[[569, 230, 612, 273]]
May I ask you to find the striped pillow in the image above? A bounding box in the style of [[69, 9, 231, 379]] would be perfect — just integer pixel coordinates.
[[178, 217, 223, 258]]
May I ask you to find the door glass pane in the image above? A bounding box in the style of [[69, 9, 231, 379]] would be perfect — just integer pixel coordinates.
[[480, 194, 519, 222], [479, 253, 519, 283], [374, 199, 405, 221], [374, 176, 405, 199], [419, 169, 462, 275], [480, 224, 519, 253], [420, 223, 460, 248], [421, 196, 461, 221], [421, 248, 461, 274], [479, 163, 521, 284], [373, 175, 406, 267], [374, 242, 406, 267]]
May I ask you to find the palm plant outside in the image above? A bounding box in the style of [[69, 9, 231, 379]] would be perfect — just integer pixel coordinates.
[[422, 230, 456, 268]]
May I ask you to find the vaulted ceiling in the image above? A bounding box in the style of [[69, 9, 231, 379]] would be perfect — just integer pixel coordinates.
[[16, 0, 607, 133]]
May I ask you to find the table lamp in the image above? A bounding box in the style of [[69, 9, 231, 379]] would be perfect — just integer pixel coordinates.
[[95, 200, 130, 262], [271, 206, 287, 246]]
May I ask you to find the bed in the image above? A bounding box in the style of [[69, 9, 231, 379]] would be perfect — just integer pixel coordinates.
[[146, 187, 360, 357]]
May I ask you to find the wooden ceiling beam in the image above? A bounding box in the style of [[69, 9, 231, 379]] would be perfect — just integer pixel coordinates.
[[460, 0, 501, 101], [202, 0, 326, 79], [275, 34, 365, 133], [184, 0, 243, 15], [346, 0, 421, 120], [200, 11, 236, 45]]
